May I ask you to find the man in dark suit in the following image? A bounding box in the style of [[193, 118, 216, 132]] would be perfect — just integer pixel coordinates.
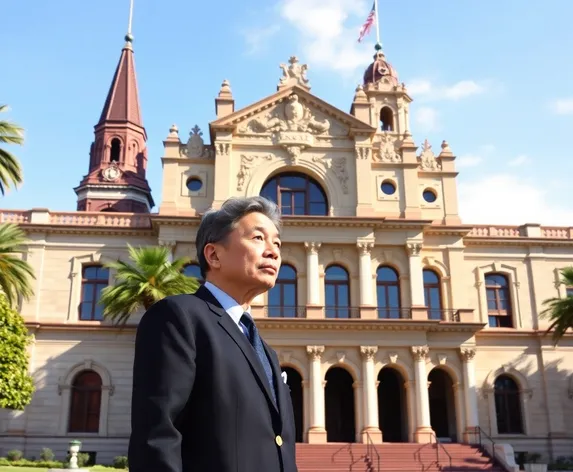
[[128, 196, 298, 472]]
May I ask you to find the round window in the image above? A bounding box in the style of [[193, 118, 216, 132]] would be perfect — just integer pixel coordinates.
[[423, 189, 437, 203], [381, 180, 396, 195], [186, 177, 203, 192]]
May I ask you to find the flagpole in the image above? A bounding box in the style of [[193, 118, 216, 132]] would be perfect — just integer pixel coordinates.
[[374, 0, 381, 46]]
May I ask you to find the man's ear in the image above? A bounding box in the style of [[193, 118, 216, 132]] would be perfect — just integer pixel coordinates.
[[203, 243, 221, 270]]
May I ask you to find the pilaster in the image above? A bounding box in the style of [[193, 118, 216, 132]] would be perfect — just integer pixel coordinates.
[[411, 345, 434, 443], [360, 346, 382, 442], [306, 345, 327, 443]]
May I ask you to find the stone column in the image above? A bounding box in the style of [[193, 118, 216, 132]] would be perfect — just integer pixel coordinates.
[[411, 345, 434, 443], [305, 242, 321, 315], [406, 241, 426, 320], [159, 239, 176, 263], [460, 347, 480, 443], [357, 241, 376, 319], [307, 345, 327, 443], [360, 346, 382, 442]]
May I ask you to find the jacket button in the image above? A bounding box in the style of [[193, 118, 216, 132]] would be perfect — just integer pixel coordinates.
[[275, 435, 283, 446]]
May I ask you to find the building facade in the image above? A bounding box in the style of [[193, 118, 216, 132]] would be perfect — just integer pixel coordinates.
[[0, 36, 572, 466]]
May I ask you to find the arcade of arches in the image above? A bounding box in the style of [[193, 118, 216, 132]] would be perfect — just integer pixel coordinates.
[[279, 345, 525, 444]]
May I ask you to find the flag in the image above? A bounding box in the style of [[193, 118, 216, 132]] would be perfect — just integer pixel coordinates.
[[357, 2, 376, 43]]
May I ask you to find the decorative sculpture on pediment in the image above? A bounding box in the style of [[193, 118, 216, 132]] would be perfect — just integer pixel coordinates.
[[243, 94, 330, 161], [312, 155, 349, 194], [376, 133, 402, 163], [181, 125, 213, 158], [279, 56, 310, 89], [101, 161, 121, 182], [418, 139, 441, 171], [236, 154, 273, 191]]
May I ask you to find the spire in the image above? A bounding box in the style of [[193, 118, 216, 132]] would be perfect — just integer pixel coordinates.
[[75, 0, 154, 214], [97, 0, 142, 127]]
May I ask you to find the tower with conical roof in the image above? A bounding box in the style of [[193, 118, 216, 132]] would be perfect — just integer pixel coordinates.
[[74, 1, 153, 213]]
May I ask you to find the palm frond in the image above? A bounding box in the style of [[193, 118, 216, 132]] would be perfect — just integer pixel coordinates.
[[0, 105, 24, 195], [99, 244, 199, 326], [0, 223, 35, 308], [540, 267, 573, 345]]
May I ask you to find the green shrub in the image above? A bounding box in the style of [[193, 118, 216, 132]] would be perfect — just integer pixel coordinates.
[[113, 455, 128, 469], [39, 447, 55, 461], [6, 449, 23, 461]]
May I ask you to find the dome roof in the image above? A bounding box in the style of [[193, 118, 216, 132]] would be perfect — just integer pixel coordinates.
[[363, 49, 399, 86]]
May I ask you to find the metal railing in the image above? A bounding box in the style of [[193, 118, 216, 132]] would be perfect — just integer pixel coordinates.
[[471, 425, 502, 469], [377, 307, 412, 319], [365, 431, 380, 471], [414, 432, 452, 470], [264, 305, 307, 318], [427, 309, 461, 322], [324, 306, 360, 319]]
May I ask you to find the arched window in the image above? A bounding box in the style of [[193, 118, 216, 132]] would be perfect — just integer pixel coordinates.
[[494, 375, 523, 434], [423, 269, 442, 320], [110, 138, 121, 162], [380, 107, 394, 131], [183, 263, 203, 283], [485, 273, 512, 328], [376, 266, 401, 318], [68, 370, 102, 433], [325, 265, 350, 319], [268, 264, 298, 317], [80, 265, 109, 321], [260, 172, 328, 216]]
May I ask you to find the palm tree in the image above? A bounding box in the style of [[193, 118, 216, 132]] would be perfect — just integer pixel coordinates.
[[540, 267, 573, 344], [0, 105, 24, 195], [0, 223, 35, 309], [99, 244, 200, 326]]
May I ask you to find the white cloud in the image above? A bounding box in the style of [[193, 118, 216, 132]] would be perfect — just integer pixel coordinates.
[[507, 154, 530, 167], [407, 79, 488, 102], [459, 174, 573, 226], [278, 0, 373, 73], [456, 154, 483, 168], [414, 107, 439, 132], [551, 98, 573, 115], [242, 25, 281, 55]]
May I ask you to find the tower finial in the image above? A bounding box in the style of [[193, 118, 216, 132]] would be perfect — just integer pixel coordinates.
[[125, 0, 134, 45]]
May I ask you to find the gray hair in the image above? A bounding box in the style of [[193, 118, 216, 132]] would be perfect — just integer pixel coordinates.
[[196, 196, 282, 278]]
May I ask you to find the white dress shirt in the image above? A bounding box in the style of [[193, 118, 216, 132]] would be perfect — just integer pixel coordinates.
[[204, 281, 249, 335]]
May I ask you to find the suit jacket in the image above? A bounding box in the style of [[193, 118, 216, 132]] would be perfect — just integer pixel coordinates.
[[128, 285, 298, 472]]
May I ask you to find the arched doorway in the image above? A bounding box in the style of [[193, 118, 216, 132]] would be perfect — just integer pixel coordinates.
[[325, 367, 355, 442], [283, 367, 303, 442], [377, 367, 408, 442], [428, 369, 458, 442]]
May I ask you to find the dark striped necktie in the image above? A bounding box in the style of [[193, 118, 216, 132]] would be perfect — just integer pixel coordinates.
[[240, 313, 276, 404]]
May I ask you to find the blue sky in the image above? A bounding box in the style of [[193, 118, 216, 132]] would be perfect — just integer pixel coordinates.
[[2, 0, 573, 225]]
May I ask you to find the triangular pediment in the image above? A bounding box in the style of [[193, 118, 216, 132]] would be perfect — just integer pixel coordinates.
[[210, 85, 376, 139]]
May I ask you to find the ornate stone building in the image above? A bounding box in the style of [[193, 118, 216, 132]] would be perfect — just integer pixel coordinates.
[[0, 35, 572, 467]]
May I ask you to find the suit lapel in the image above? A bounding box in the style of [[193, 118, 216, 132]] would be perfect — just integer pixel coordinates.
[[195, 286, 279, 415], [265, 342, 290, 419]]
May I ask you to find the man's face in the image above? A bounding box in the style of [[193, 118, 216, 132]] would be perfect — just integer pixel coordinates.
[[209, 212, 281, 293]]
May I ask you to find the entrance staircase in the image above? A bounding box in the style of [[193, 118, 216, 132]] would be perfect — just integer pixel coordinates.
[[296, 442, 506, 472]]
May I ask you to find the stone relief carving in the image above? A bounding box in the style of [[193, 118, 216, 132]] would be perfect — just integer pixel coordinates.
[[411, 345, 429, 361], [406, 242, 422, 256], [418, 139, 441, 171], [375, 133, 402, 163], [236, 154, 273, 191], [360, 346, 378, 360], [306, 345, 325, 360], [101, 161, 121, 182], [279, 56, 310, 89], [355, 147, 371, 161], [181, 125, 213, 158], [460, 347, 477, 362], [240, 94, 330, 160], [312, 155, 349, 194], [215, 142, 231, 156], [304, 242, 321, 254]]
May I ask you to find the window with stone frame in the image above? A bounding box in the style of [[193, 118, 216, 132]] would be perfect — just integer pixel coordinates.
[[267, 264, 298, 317], [325, 265, 350, 318], [260, 172, 328, 216], [376, 266, 401, 319], [68, 370, 102, 433], [79, 265, 109, 321], [485, 273, 513, 328], [423, 269, 443, 320], [494, 375, 524, 434]]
